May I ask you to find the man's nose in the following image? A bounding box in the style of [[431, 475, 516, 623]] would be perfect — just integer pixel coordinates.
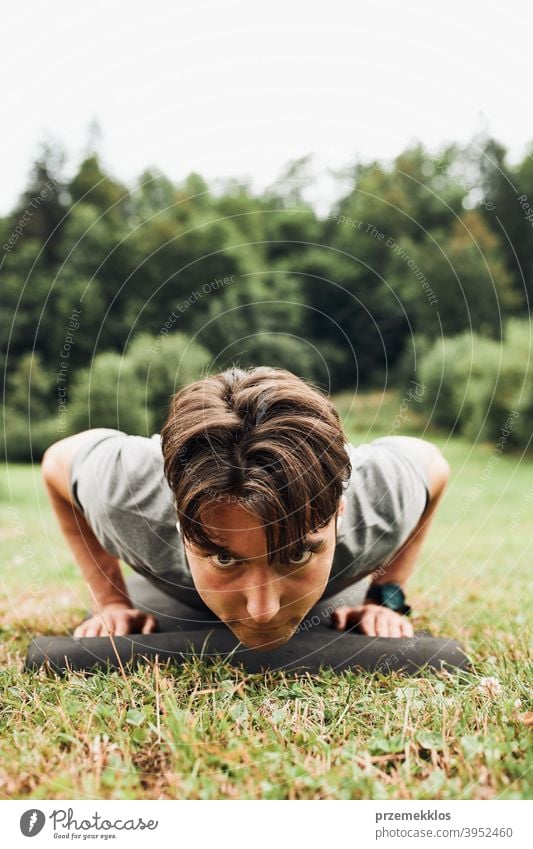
[[244, 568, 282, 624]]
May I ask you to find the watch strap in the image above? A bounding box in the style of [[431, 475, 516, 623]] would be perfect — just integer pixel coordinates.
[[365, 581, 412, 616]]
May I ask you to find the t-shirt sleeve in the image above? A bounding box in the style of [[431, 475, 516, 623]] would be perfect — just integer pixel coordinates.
[[365, 436, 431, 544], [337, 436, 432, 577], [317, 436, 434, 592], [69, 428, 130, 559], [68, 428, 181, 576]]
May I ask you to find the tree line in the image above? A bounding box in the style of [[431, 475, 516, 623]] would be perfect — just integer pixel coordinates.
[[1, 135, 532, 457]]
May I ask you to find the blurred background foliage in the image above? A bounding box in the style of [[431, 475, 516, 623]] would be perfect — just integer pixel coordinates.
[[1, 135, 532, 459]]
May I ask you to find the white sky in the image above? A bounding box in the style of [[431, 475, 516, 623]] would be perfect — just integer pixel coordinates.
[[2, 0, 533, 215]]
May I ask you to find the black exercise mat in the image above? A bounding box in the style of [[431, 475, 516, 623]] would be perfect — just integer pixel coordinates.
[[25, 627, 472, 676]]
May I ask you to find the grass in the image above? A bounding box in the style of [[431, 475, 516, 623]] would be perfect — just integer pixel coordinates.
[[0, 390, 531, 800]]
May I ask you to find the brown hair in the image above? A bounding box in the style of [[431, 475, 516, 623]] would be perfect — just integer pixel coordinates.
[[161, 366, 352, 563]]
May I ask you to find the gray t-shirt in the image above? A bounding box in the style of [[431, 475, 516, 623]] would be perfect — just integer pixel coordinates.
[[69, 428, 430, 608]]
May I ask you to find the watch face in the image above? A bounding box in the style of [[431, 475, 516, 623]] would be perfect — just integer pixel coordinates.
[[367, 582, 408, 612], [381, 584, 405, 610]]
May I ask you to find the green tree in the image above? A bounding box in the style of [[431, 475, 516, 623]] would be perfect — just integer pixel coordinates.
[[67, 352, 151, 435], [7, 142, 68, 266], [417, 320, 533, 448], [7, 352, 54, 420], [69, 154, 132, 223], [478, 137, 533, 311], [3, 352, 60, 462], [125, 332, 211, 429]]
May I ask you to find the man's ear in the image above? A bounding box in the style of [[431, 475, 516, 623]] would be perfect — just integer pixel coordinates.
[[336, 495, 347, 531]]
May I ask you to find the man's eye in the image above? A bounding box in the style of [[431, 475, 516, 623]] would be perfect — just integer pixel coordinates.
[[207, 549, 315, 568], [287, 548, 314, 565], [209, 552, 239, 568]]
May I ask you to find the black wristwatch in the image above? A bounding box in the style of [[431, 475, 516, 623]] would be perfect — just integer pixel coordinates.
[[365, 582, 412, 616]]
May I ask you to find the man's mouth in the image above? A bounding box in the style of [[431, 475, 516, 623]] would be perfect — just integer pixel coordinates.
[[242, 622, 287, 632]]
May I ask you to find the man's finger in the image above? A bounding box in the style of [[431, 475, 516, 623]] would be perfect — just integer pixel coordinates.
[[382, 611, 403, 638], [374, 608, 392, 637], [344, 606, 369, 629], [360, 609, 378, 636], [83, 620, 103, 638], [387, 618, 403, 638], [142, 616, 158, 634], [400, 619, 414, 638], [331, 606, 350, 630], [112, 616, 130, 637], [378, 611, 413, 638]]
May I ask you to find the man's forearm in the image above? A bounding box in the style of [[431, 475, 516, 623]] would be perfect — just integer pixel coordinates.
[[44, 481, 132, 610], [370, 485, 446, 588]]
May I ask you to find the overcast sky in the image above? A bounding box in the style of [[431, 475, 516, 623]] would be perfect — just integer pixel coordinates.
[[2, 0, 533, 215]]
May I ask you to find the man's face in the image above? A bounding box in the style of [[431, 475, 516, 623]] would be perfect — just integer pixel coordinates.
[[183, 498, 344, 650]]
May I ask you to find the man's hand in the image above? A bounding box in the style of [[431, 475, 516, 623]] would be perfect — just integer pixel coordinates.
[[73, 604, 158, 638], [331, 602, 414, 638]]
